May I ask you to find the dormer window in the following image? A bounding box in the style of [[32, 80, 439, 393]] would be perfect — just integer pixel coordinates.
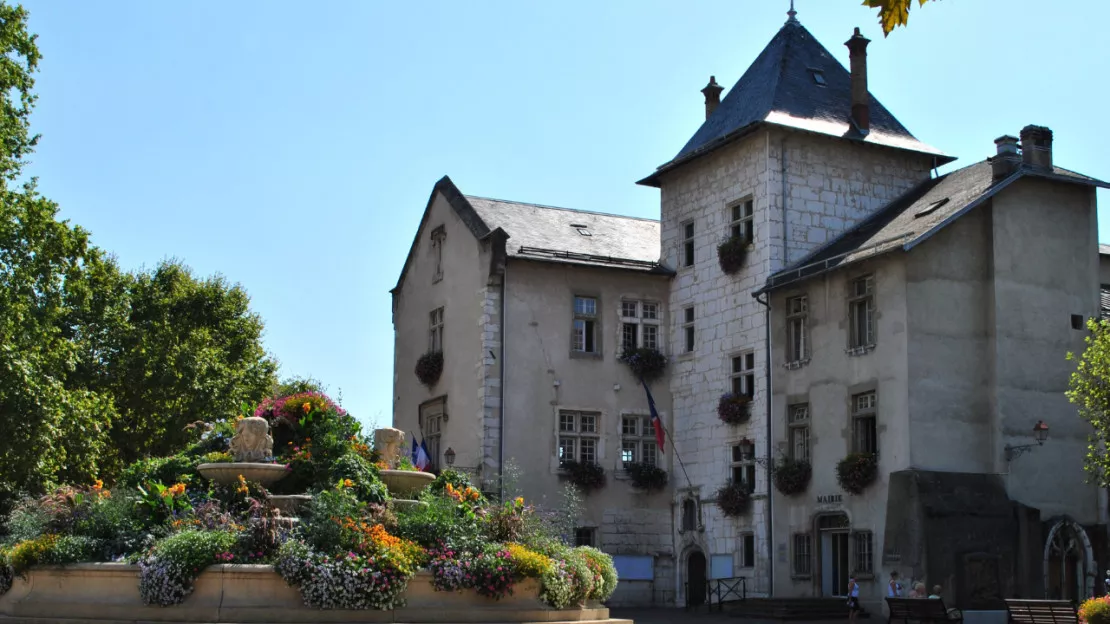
[[808, 68, 827, 86]]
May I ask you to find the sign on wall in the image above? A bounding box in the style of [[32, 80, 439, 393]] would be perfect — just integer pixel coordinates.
[[711, 554, 734, 579], [611, 555, 654, 581]]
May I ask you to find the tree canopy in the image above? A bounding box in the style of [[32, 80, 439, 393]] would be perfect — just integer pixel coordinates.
[[863, 0, 939, 36], [1066, 318, 1110, 486]]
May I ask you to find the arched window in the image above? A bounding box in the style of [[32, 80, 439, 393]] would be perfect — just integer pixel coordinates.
[[682, 498, 698, 531]]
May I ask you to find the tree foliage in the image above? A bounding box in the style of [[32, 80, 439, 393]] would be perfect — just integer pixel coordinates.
[[862, 0, 939, 36], [1066, 319, 1110, 486]]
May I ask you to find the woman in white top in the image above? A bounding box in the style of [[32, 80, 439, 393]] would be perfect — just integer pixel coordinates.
[[847, 575, 861, 624], [888, 571, 904, 598]]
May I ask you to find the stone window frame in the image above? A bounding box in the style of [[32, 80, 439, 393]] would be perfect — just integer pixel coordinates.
[[729, 441, 756, 493], [619, 299, 662, 355], [728, 196, 755, 243], [679, 494, 703, 533], [682, 305, 696, 354], [430, 225, 446, 283], [788, 403, 810, 462], [730, 351, 756, 397], [553, 406, 606, 472], [792, 532, 813, 578], [785, 294, 809, 368], [681, 220, 696, 268], [418, 396, 447, 473], [620, 410, 659, 469], [739, 532, 756, 569], [847, 274, 876, 354], [428, 306, 445, 353], [571, 294, 602, 358], [852, 530, 874, 576], [851, 390, 878, 456]]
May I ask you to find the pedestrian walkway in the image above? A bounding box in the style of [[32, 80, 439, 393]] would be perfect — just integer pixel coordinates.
[[609, 606, 873, 624]]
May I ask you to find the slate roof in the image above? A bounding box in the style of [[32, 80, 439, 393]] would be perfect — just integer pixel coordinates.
[[638, 17, 953, 187], [760, 162, 1110, 293]]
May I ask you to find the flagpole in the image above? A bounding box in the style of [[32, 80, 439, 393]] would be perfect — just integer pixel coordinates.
[[640, 377, 694, 491]]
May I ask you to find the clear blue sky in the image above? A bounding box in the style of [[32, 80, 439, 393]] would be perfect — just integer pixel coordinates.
[[19, 1, 1110, 429]]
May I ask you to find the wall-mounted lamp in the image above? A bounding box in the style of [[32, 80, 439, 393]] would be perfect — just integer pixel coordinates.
[[1004, 420, 1050, 462], [444, 447, 456, 466]]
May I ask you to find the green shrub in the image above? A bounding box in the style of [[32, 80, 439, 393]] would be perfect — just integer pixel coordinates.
[[139, 530, 238, 605], [118, 455, 197, 490], [429, 469, 480, 499], [40, 535, 102, 565], [562, 549, 595, 605], [577, 546, 617, 600], [300, 488, 363, 553], [330, 453, 387, 504], [2, 504, 50, 544], [394, 495, 484, 551]]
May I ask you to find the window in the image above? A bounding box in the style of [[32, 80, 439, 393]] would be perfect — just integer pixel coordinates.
[[808, 68, 827, 86], [729, 198, 754, 243], [572, 296, 598, 354], [848, 276, 875, 349], [621, 415, 658, 468], [853, 531, 874, 575], [788, 404, 810, 462], [429, 307, 444, 352], [620, 300, 661, 354], [681, 498, 698, 531], [793, 533, 813, 576], [558, 410, 600, 465], [682, 221, 695, 267], [740, 534, 755, 568], [574, 528, 596, 547], [431, 226, 446, 282], [852, 391, 877, 455], [786, 296, 808, 363], [683, 306, 695, 353], [419, 399, 445, 472], [731, 352, 755, 397], [730, 443, 756, 493]]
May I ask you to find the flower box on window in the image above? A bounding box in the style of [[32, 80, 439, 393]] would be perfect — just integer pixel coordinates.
[[773, 457, 812, 496], [618, 347, 667, 382], [414, 351, 443, 387], [625, 462, 667, 492], [717, 393, 752, 425], [717, 234, 749, 275], [836, 452, 878, 494], [560, 460, 606, 493], [715, 479, 752, 517]]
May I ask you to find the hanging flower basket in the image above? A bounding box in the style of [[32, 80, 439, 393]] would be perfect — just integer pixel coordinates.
[[836, 452, 878, 494], [561, 460, 606, 493], [625, 462, 668, 491], [773, 457, 812, 496], [717, 393, 752, 425], [715, 480, 752, 517], [717, 234, 749, 275], [414, 351, 444, 387], [618, 347, 667, 382]]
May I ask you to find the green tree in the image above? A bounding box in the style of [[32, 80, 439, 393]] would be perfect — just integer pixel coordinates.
[[862, 0, 940, 36], [1066, 318, 1110, 486]]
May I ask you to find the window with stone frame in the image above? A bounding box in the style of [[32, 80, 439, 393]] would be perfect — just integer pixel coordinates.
[[731, 352, 756, 397], [419, 399, 445, 472], [848, 275, 875, 349], [574, 527, 596, 547], [430, 226, 446, 282], [682, 220, 695, 267], [853, 531, 874, 575], [558, 410, 600, 465], [788, 403, 810, 462], [851, 391, 877, 455], [786, 295, 808, 363], [620, 300, 661, 355], [730, 443, 756, 493], [740, 533, 755, 568], [621, 415, 658, 468], [793, 533, 813, 576], [572, 296, 598, 354], [429, 307, 444, 352], [683, 306, 695, 353], [729, 198, 754, 243]]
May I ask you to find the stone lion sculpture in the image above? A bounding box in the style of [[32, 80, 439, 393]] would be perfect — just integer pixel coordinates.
[[374, 427, 406, 468], [229, 416, 274, 462]]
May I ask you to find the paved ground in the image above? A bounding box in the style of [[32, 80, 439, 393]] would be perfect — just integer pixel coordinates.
[[608, 607, 861, 624]]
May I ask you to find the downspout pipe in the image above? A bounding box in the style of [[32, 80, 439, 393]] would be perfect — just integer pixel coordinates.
[[755, 290, 773, 597], [499, 263, 507, 502]]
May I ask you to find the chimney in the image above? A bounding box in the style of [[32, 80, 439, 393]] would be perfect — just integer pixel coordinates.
[[844, 27, 871, 134], [1020, 125, 1053, 169], [701, 76, 724, 120], [992, 135, 1021, 181]]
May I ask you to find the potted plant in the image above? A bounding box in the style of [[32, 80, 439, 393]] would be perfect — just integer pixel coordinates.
[[715, 479, 752, 517], [717, 234, 749, 275], [618, 347, 667, 382], [717, 393, 752, 425], [836, 452, 878, 494], [773, 457, 812, 496], [414, 350, 443, 387], [561, 460, 606, 493], [625, 462, 668, 492]]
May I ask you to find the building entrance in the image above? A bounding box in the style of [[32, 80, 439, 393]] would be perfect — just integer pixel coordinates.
[[818, 513, 850, 597]]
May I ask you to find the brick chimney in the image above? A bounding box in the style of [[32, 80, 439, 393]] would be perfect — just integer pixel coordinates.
[[844, 27, 871, 134], [701, 76, 724, 120], [1020, 125, 1053, 170], [991, 135, 1021, 181]]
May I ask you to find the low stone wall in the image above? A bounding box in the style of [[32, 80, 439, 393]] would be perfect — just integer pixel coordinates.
[[0, 564, 630, 624]]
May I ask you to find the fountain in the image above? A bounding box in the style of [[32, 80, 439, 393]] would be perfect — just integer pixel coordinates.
[[196, 416, 308, 514], [374, 427, 434, 511]]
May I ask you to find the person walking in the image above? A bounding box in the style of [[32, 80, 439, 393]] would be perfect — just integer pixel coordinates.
[[847, 575, 862, 624], [888, 571, 905, 598]]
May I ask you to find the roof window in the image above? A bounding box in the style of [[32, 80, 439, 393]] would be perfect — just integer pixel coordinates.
[[570, 223, 592, 236], [914, 197, 950, 219], [808, 68, 827, 86]]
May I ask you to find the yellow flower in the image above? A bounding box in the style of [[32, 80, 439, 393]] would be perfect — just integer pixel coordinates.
[[302, 402, 311, 413], [515, 496, 524, 506]]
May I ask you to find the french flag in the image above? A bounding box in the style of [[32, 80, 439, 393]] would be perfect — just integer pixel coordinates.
[[640, 378, 665, 452]]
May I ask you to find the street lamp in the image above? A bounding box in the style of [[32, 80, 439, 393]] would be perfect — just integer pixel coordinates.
[[444, 447, 456, 467], [1005, 420, 1050, 462]]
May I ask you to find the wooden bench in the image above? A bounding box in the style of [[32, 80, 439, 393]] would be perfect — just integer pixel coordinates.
[[1005, 599, 1077, 624], [887, 597, 962, 624]]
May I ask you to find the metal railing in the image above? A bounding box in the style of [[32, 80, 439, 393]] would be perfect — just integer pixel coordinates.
[[709, 577, 747, 611]]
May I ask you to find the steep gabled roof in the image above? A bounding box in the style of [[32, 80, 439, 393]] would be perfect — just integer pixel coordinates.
[[392, 177, 670, 294], [638, 17, 953, 187], [758, 161, 1110, 293]]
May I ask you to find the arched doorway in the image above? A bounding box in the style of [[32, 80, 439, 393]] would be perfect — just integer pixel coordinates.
[[1044, 518, 1095, 601], [687, 550, 707, 607]]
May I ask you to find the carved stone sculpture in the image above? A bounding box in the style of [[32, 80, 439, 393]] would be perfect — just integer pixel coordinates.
[[374, 427, 406, 467], [229, 416, 274, 462]]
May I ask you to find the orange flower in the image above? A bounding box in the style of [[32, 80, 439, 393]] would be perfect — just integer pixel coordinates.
[[92, 479, 104, 491], [302, 402, 311, 413], [236, 474, 249, 494], [342, 479, 354, 488], [515, 496, 524, 506]]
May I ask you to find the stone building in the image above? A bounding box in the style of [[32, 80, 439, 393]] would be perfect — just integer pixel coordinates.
[[391, 8, 1109, 610]]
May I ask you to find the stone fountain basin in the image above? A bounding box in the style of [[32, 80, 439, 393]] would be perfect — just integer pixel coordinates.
[[197, 463, 289, 487], [379, 469, 435, 498], [268, 494, 312, 516]]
